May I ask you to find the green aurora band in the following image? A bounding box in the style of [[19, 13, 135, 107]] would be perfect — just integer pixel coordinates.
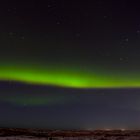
[[0, 95, 68, 106], [0, 63, 140, 88]]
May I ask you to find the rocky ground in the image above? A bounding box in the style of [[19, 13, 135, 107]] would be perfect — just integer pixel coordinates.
[[0, 128, 140, 140]]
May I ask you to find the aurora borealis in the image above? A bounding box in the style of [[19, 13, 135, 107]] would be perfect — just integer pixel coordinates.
[[1, 93, 70, 106], [1, 0, 140, 129], [1, 62, 140, 88]]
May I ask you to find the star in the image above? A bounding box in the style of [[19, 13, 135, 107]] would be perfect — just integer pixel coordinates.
[[56, 21, 60, 25], [75, 33, 81, 37], [48, 5, 52, 8], [21, 36, 25, 40], [125, 38, 129, 42], [9, 32, 14, 36], [121, 46, 125, 48], [7, 9, 11, 12], [119, 57, 129, 62], [137, 30, 140, 34], [103, 15, 107, 19]]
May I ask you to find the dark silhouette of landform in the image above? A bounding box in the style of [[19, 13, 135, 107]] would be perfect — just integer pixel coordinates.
[[0, 128, 140, 139]]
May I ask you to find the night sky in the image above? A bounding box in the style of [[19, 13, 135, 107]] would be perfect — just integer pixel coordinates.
[[1, 0, 140, 129]]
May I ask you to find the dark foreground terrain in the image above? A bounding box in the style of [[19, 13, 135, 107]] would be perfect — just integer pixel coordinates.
[[0, 128, 140, 140]]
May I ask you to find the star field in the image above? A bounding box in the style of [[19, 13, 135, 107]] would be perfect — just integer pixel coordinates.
[[0, 0, 140, 129]]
